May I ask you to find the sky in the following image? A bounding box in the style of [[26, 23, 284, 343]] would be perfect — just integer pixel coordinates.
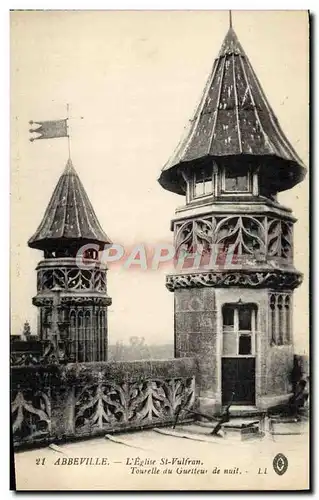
[[10, 10, 309, 352]]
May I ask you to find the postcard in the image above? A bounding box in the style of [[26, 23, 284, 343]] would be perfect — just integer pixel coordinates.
[[10, 10, 310, 491]]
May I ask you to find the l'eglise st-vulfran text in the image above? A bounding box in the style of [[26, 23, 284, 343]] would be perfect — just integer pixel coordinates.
[[126, 457, 203, 467], [125, 458, 207, 475]]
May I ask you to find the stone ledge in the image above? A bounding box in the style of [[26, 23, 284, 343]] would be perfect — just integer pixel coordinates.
[[166, 270, 303, 291]]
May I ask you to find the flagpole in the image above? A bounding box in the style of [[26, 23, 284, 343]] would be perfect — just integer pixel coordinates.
[[66, 103, 71, 159]]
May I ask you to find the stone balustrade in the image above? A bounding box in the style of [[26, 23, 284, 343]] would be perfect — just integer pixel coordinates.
[[11, 358, 197, 449]]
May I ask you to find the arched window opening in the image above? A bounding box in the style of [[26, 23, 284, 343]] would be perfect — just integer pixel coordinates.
[[78, 311, 84, 362], [269, 293, 291, 346], [84, 310, 91, 362], [99, 310, 105, 360], [285, 296, 291, 344], [69, 310, 76, 360], [270, 294, 276, 345], [277, 296, 284, 345]]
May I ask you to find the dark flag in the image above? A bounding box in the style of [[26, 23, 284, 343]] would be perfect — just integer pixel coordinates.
[[29, 119, 68, 141]]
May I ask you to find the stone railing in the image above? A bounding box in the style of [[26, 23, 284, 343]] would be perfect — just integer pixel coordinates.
[[11, 358, 197, 449]]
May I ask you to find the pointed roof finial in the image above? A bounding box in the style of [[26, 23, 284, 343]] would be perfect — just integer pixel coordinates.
[[66, 103, 71, 159], [229, 10, 233, 29]]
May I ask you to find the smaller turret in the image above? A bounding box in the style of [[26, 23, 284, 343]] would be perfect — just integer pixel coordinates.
[[29, 158, 112, 362]]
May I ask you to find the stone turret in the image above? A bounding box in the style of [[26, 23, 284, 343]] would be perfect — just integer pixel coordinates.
[[159, 23, 306, 413], [29, 158, 112, 362]]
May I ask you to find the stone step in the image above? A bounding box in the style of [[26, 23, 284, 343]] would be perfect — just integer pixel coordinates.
[[228, 406, 264, 417]]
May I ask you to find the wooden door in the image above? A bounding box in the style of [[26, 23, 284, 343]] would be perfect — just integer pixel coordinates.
[[222, 357, 255, 405]]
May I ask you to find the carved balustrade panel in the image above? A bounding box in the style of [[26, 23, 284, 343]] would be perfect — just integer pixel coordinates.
[[174, 215, 293, 264], [74, 375, 195, 434], [175, 217, 215, 254], [215, 216, 266, 255], [37, 268, 107, 292], [267, 219, 293, 260], [11, 359, 197, 448], [93, 270, 107, 292], [11, 388, 51, 444]]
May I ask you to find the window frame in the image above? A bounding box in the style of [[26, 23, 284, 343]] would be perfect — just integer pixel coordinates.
[[221, 166, 252, 195], [222, 304, 257, 358], [191, 168, 214, 200]]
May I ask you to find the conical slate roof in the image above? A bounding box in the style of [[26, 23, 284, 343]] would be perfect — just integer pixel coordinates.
[[159, 27, 306, 195], [28, 159, 111, 250]]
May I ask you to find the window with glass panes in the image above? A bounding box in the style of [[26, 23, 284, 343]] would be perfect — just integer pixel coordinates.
[[193, 169, 213, 198], [223, 167, 250, 192], [222, 304, 257, 356]]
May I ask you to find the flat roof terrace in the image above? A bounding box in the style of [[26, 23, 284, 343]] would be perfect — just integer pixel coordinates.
[[13, 420, 309, 491]]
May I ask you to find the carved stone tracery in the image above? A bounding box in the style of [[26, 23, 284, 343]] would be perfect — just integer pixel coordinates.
[[174, 214, 293, 263], [215, 216, 265, 255], [60, 296, 112, 307], [11, 389, 51, 442], [74, 373, 195, 432], [37, 267, 107, 292], [176, 218, 215, 254], [11, 363, 197, 447], [166, 271, 302, 291], [267, 219, 293, 259], [33, 255, 110, 362]]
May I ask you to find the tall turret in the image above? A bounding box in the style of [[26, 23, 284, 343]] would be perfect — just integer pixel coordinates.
[[159, 22, 306, 412]]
